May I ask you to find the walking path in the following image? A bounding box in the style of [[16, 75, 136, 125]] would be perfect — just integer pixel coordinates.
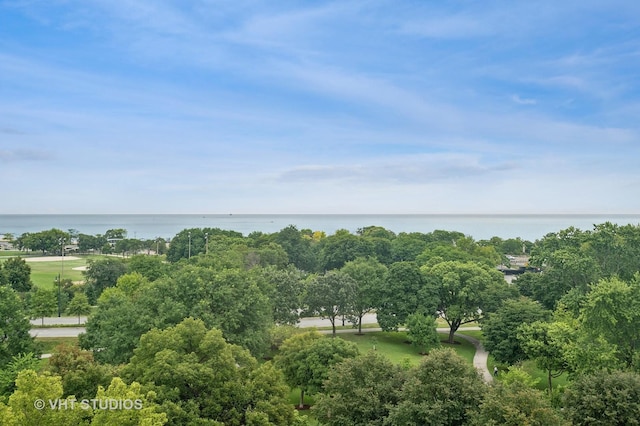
[[455, 333, 493, 382]]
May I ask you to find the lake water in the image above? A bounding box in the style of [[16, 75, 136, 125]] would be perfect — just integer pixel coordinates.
[[2, 214, 640, 242]]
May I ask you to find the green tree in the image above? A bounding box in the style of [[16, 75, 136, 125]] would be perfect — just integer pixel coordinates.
[[273, 225, 318, 272], [425, 260, 509, 343], [275, 331, 359, 409], [406, 312, 440, 354], [387, 348, 486, 426], [563, 370, 640, 426], [0, 352, 39, 396], [65, 293, 92, 324], [18, 229, 69, 255], [79, 287, 147, 364], [523, 249, 600, 310], [104, 228, 127, 239], [84, 258, 127, 304], [0, 286, 38, 367], [376, 261, 433, 331], [0, 369, 87, 426], [166, 227, 243, 263], [77, 233, 107, 253], [390, 232, 428, 262], [579, 275, 640, 368], [47, 343, 114, 400], [341, 257, 388, 334], [122, 318, 295, 425], [91, 377, 167, 426], [517, 321, 571, 394], [114, 238, 143, 257], [318, 230, 375, 270], [29, 288, 57, 326], [482, 297, 550, 365], [314, 351, 405, 426], [303, 270, 357, 337], [2, 257, 32, 293], [260, 266, 305, 325], [473, 380, 567, 426]]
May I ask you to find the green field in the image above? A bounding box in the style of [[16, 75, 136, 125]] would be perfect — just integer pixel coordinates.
[[28, 258, 87, 288], [36, 337, 79, 353], [336, 331, 477, 365], [0, 254, 111, 289]]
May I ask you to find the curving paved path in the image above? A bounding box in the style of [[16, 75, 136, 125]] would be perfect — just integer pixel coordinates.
[[455, 333, 493, 382]]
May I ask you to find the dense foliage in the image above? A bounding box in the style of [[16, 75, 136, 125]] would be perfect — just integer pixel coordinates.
[[2, 221, 640, 424]]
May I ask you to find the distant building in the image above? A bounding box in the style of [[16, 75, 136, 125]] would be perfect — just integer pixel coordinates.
[[0, 235, 14, 250]]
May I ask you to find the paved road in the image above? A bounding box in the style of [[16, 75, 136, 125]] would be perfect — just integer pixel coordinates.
[[30, 316, 87, 326], [30, 327, 87, 338]]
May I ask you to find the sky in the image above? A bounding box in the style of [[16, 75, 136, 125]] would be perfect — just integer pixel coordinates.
[[1, 0, 639, 214]]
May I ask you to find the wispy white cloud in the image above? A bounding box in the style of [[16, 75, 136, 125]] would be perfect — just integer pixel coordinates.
[[511, 95, 537, 105], [0, 148, 52, 162]]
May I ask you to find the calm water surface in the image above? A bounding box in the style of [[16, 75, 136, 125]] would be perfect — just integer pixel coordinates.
[[1, 214, 639, 241]]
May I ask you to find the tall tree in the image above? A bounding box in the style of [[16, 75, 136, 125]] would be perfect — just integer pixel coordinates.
[[0, 370, 87, 426], [425, 260, 509, 343], [579, 275, 640, 368], [482, 297, 550, 365], [473, 380, 566, 426], [273, 225, 318, 272], [275, 331, 359, 409], [563, 370, 640, 426], [517, 321, 572, 394], [47, 343, 114, 400], [65, 292, 92, 324], [303, 270, 357, 337], [318, 230, 375, 271], [29, 288, 57, 326], [406, 312, 440, 354], [122, 318, 296, 425], [260, 266, 305, 325], [314, 351, 405, 426], [1, 257, 32, 292], [375, 261, 433, 331], [387, 348, 486, 426], [83, 258, 127, 304], [0, 286, 38, 367], [340, 257, 388, 334], [18, 229, 69, 255]]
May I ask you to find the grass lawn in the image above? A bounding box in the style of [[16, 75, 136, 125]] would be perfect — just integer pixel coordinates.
[[36, 337, 79, 353], [9, 254, 111, 289], [28, 258, 87, 289], [0, 250, 26, 257], [336, 331, 477, 366]]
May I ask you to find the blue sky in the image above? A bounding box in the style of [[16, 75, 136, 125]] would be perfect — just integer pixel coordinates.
[[1, 0, 639, 214]]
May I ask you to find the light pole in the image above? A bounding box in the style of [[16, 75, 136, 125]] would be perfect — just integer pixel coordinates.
[[59, 238, 64, 317], [57, 273, 61, 317], [59, 238, 64, 281], [205, 233, 209, 255], [188, 232, 191, 259]]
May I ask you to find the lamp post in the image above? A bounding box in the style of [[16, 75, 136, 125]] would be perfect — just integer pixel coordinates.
[[59, 238, 64, 317], [188, 232, 192, 259], [57, 273, 61, 317], [59, 237, 64, 281], [205, 233, 209, 255]]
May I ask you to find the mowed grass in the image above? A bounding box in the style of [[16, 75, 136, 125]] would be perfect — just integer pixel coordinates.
[[28, 258, 87, 289], [336, 331, 477, 366], [36, 337, 79, 353]]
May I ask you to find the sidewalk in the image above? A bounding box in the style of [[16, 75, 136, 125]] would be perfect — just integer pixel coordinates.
[[30, 316, 87, 326]]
